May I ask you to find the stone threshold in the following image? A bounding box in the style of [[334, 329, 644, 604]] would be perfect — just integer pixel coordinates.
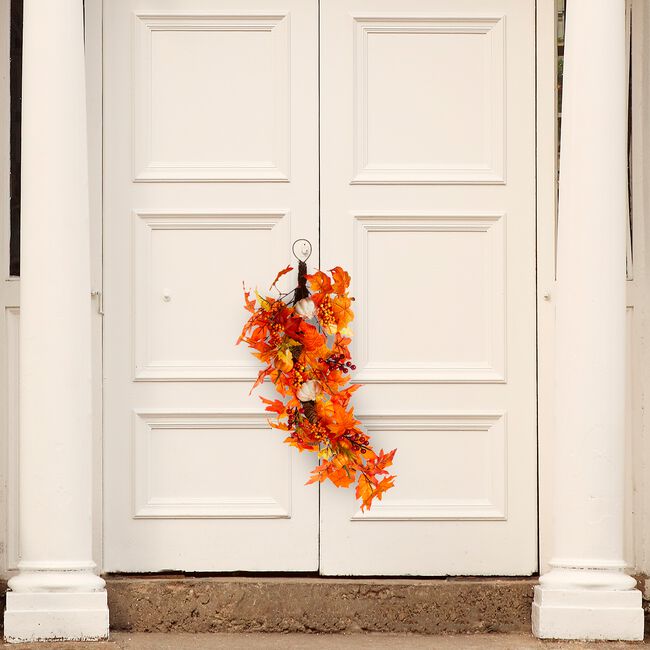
[[105, 575, 537, 634]]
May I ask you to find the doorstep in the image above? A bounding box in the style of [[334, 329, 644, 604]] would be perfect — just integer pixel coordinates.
[[105, 576, 536, 634], [2, 633, 650, 649]]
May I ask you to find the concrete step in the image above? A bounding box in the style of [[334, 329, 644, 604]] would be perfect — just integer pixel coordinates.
[[105, 576, 535, 634], [3, 633, 650, 650]]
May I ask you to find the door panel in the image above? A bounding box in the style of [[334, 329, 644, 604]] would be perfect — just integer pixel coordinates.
[[319, 0, 537, 575], [103, 0, 319, 572]]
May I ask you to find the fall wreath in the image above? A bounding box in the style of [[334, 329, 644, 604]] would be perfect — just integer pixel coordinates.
[[238, 243, 396, 510]]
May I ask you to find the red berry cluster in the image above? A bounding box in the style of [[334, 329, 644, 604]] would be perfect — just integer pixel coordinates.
[[348, 430, 370, 453], [320, 353, 356, 374], [287, 407, 299, 429]]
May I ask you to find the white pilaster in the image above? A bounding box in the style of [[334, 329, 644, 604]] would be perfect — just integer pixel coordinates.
[[532, 0, 644, 641], [3, 0, 108, 642]]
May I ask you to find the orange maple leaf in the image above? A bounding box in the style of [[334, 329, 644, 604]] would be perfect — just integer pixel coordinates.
[[307, 459, 356, 488], [269, 265, 294, 291], [328, 404, 362, 439], [306, 270, 332, 294], [242, 283, 257, 313], [330, 266, 351, 295], [296, 322, 326, 352], [332, 296, 354, 329], [260, 397, 286, 416], [330, 383, 362, 406]]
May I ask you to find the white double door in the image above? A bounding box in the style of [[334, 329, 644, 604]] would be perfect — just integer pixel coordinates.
[[103, 0, 537, 575]]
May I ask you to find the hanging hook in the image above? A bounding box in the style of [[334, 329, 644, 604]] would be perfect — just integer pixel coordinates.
[[292, 239, 312, 263]]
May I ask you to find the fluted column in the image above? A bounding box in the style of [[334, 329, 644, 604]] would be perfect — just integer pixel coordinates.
[[3, 0, 108, 642], [532, 0, 643, 640]]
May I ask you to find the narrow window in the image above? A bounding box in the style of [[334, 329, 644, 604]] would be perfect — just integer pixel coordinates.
[[9, 0, 22, 277], [626, 2, 633, 278]]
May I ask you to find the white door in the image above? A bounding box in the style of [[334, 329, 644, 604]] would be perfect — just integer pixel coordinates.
[[103, 0, 320, 571], [103, 0, 537, 575], [319, 0, 537, 575]]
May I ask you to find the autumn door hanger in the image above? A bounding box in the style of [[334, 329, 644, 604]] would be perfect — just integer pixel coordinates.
[[238, 240, 396, 510]]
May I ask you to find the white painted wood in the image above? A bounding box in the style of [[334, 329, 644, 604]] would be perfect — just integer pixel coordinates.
[[352, 213, 506, 383], [0, 0, 14, 580], [3, 0, 108, 642], [0, 0, 105, 584], [319, 0, 537, 576], [532, 0, 644, 641], [536, 0, 558, 577], [5, 306, 18, 571], [349, 414, 507, 521], [84, 0, 105, 587], [350, 15, 505, 185], [133, 13, 291, 182], [630, 0, 650, 586], [132, 211, 290, 381], [103, 0, 319, 572]]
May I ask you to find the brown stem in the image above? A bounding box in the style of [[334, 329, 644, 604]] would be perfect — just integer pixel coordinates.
[[293, 260, 310, 303]]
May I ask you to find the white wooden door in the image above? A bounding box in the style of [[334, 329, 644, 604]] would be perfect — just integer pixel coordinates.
[[104, 0, 537, 575], [319, 0, 537, 575], [103, 0, 320, 571]]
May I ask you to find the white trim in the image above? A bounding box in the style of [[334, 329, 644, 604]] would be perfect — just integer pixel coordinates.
[[85, 0, 104, 587], [629, 0, 650, 582], [536, 0, 558, 575], [0, 0, 16, 580], [87, 0, 555, 579]]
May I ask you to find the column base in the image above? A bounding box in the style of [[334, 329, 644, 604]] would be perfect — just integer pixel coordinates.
[[532, 585, 644, 641], [4, 592, 109, 643]]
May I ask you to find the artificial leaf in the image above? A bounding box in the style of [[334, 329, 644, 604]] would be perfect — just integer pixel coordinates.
[[260, 397, 286, 416], [332, 295, 354, 330], [306, 270, 332, 294], [297, 322, 326, 352], [269, 265, 294, 291], [330, 266, 351, 295], [241, 263, 397, 510]]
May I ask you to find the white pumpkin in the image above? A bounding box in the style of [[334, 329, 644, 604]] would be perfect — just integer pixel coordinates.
[[297, 379, 320, 402], [294, 298, 316, 320]]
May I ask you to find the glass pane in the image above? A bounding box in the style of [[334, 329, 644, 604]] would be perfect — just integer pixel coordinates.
[[9, 0, 22, 277]]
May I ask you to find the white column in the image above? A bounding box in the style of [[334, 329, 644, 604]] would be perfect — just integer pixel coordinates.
[[532, 0, 643, 641], [3, 0, 109, 642]]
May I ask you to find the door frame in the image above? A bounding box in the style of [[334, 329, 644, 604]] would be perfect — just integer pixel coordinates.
[[83, 0, 558, 576], [0, 0, 18, 577], [535, 0, 559, 575], [85, 0, 105, 575]]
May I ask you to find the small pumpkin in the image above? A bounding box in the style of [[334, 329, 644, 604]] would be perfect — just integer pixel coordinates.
[[297, 379, 320, 402], [294, 298, 316, 320]]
